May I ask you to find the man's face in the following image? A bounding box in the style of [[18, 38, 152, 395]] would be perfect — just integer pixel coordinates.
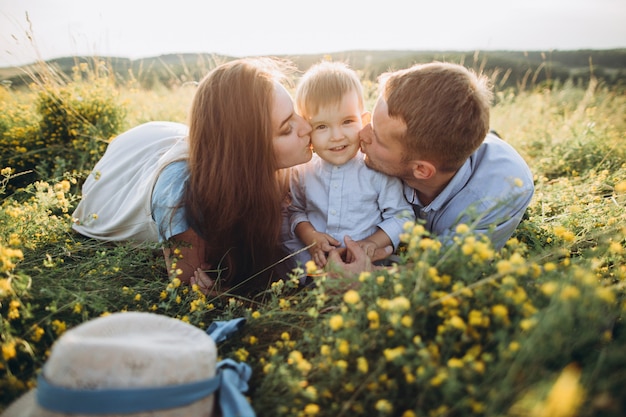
[[360, 95, 413, 180]]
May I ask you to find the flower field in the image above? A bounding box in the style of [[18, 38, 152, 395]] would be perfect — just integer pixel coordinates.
[[0, 61, 625, 416]]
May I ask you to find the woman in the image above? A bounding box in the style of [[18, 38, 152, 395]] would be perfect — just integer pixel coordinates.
[[72, 58, 313, 295]]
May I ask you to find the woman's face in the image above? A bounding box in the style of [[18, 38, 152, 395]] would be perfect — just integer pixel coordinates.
[[272, 83, 312, 169]]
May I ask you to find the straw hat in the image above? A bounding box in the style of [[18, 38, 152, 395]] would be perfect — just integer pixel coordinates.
[[1, 312, 218, 417]]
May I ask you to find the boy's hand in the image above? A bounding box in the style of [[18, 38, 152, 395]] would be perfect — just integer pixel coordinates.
[[305, 231, 340, 267]]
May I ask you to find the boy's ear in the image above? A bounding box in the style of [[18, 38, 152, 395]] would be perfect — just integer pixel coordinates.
[[361, 111, 371, 125]]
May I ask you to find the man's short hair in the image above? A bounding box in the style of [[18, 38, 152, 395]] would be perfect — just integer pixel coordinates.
[[382, 62, 493, 172]]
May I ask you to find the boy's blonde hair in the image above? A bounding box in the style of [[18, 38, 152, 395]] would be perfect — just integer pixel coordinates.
[[296, 61, 364, 119]]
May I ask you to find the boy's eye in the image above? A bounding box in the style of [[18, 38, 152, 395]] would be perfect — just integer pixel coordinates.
[[315, 124, 327, 130]]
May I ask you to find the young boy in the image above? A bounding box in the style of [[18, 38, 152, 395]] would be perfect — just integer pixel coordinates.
[[283, 61, 414, 268]]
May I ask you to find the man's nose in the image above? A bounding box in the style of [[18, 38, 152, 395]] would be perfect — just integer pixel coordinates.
[[359, 123, 373, 143]]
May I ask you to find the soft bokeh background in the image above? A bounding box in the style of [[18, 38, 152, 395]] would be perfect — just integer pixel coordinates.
[[1, 0, 625, 67]]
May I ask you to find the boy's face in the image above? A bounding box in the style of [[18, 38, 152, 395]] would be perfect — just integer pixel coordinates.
[[308, 91, 367, 166]]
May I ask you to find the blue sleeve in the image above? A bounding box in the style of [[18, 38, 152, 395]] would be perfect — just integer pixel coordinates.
[[151, 161, 190, 242]]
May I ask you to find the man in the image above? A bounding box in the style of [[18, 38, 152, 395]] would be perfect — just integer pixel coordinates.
[[329, 62, 534, 271]]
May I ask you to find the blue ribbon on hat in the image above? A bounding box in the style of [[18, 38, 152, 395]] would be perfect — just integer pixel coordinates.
[[206, 317, 246, 343], [36, 318, 255, 417]]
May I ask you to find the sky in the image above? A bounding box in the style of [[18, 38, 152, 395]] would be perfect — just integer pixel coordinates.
[[1, 0, 625, 68]]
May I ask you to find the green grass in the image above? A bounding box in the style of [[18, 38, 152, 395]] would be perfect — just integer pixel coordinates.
[[0, 61, 624, 416]]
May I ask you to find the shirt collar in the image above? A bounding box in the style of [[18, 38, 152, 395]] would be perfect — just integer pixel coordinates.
[[317, 151, 363, 172], [404, 156, 474, 212]]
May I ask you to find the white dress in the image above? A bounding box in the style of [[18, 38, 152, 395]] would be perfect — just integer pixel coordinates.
[[72, 121, 189, 243]]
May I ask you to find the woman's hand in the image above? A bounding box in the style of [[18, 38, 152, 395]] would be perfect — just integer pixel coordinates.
[[191, 267, 219, 296]]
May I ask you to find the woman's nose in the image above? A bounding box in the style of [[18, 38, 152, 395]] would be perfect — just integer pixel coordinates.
[[296, 114, 312, 136]]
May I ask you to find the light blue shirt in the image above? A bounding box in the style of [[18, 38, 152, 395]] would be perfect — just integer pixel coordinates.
[[286, 152, 414, 261], [151, 161, 189, 241], [406, 132, 534, 250]]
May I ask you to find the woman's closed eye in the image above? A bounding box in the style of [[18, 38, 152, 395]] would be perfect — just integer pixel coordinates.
[[280, 122, 294, 136]]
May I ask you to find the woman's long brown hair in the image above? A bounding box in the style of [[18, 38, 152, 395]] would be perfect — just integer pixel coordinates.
[[185, 58, 289, 293]]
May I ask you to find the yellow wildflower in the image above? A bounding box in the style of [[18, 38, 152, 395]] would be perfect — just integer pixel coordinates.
[[304, 404, 320, 416], [608, 241, 623, 254], [448, 315, 466, 331], [455, 224, 470, 234], [328, 314, 344, 331], [30, 325, 45, 342], [534, 363, 584, 417], [541, 282, 558, 296], [595, 287, 616, 304], [2, 342, 17, 360], [544, 262, 557, 272], [560, 285, 580, 300], [335, 360, 348, 371], [356, 356, 369, 373], [305, 260, 318, 275], [375, 399, 393, 415], [383, 346, 406, 362], [491, 304, 510, 324], [234, 348, 249, 362], [388, 296, 410, 312], [343, 290, 360, 305], [401, 315, 413, 327], [367, 310, 380, 329], [0, 278, 11, 295], [337, 339, 350, 356], [447, 358, 464, 368], [51, 319, 66, 336], [430, 370, 448, 387], [73, 303, 82, 314]]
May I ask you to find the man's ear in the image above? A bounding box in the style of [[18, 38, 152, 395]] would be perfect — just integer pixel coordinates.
[[410, 160, 436, 180], [361, 111, 371, 125]]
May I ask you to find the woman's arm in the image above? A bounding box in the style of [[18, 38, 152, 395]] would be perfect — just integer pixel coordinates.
[[162, 228, 207, 284]]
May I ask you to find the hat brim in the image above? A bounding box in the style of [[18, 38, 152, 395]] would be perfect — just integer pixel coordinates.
[[1, 390, 37, 417]]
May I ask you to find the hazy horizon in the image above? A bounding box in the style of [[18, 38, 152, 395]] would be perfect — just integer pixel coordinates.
[[1, 0, 625, 68]]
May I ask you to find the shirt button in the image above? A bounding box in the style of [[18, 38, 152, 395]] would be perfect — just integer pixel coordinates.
[[330, 209, 337, 215]]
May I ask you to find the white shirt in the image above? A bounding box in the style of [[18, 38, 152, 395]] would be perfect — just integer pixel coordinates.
[[285, 152, 414, 262]]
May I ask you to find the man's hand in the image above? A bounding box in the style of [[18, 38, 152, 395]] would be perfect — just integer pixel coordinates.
[[327, 236, 392, 274]]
